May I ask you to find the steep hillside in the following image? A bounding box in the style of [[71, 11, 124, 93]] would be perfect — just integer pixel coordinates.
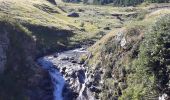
[[0, 20, 54, 100], [85, 10, 170, 100], [0, 0, 78, 99]]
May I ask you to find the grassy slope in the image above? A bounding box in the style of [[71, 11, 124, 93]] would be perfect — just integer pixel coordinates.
[[0, 0, 149, 54], [89, 7, 170, 65], [0, 0, 75, 54], [86, 6, 170, 99], [0, 0, 130, 53]]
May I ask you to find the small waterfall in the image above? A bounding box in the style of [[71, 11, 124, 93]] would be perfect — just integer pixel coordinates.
[[37, 48, 94, 100], [38, 57, 65, 100]]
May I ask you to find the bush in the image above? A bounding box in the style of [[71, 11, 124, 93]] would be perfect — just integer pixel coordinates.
[[120, 14, 170, 99]]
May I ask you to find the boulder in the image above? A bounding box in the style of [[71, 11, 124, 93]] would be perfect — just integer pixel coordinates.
[[47, 0, 57, 5], [67, 12, 79, 17], [104, 27, 110, 30]]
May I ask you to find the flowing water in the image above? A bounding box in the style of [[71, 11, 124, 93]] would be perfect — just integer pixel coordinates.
[[38, 56, 65, 100], [37, 48, 92, 100]]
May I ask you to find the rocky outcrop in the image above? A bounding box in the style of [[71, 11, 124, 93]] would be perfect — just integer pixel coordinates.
[[86, 27, 143, 99], [0, 21, 53, 100]]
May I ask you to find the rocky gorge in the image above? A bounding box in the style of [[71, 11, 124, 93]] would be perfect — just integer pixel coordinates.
[[37, 48, 96, 100]]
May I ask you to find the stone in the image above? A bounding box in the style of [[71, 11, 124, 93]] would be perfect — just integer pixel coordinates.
[[90, 86, 102, 93], [120, 37, 127, 48], [71, 60, 77, 63], [47, 0, 57, 5], [58, 56, 69, 60], [104, 27, 110, 30], [67, 12, 79, 17]]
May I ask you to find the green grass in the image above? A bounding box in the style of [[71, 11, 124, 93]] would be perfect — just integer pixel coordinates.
[[0, 0, 154, 50]]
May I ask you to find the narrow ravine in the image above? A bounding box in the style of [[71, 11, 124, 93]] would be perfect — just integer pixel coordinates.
[[37, 48, 94, 100]]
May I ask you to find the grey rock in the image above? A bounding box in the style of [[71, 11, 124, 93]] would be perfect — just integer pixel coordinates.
[[68, 12, 79, 17], [120, 37, 127, 48], [47, 0, 57, 5]]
